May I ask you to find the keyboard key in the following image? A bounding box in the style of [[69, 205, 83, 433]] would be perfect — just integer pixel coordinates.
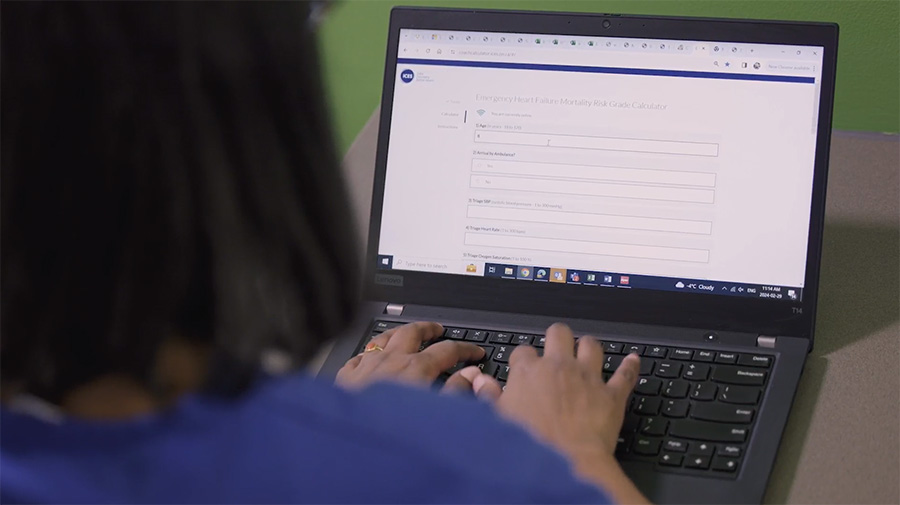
[[662, 400, 689, 418], [718, 385, 761, 405], [625, 344, 645, 355], [635, 377, 662, 395], [639, 359, 655, 376], [685, 454, 711, 470], [646, 346, 668, 358], [477, 345, 494, 362], [373, 321, 402, 332], [693, 442, 715, 455], [512, 334, 534, 346], [603, 342, 624, 354], [634, 397, 662, 416], [616, 434, 633, 455], [633, 437, 661, 456], [691, 404, 755, 424], [604, 355, 624, 372], [655, 361, 682, 378], [670, 420, 748, 442], [737, 354, 772, 368], [445, 328, 467, 340], [640, 417, 668, 436], [534, 335, 546, 348], [671, 349, 694, 360], [477, 361, 499, 377], [695, 350, 715, 362], [715, 352, 738, 364], [717, 444, 742, 457], [489, 332, 512, 344], [683, 363, 710, 381], [691, 382, 717, 401], [663, 439, 689, 452], [711, 456, 740, 472], [712, 366, 767, 386], [493, 345, 512, 363], [663, 380, 690, 398], [622, 413, 641, 434], [659, 451, 683, 466], [466, 330, 489, 342], [496, 364, 510, 381]]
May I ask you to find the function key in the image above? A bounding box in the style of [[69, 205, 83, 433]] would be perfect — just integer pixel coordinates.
[[625, 344, 645, 355], [444, 328, 467, 340], [512, 334, 534, 346], [737, 354, 772, 368], [373, 321, 402, 332], [671, 349, 694, 360], [715, 352, 738, 364], [466, 330, 489, 342], [603, 341, 624, 354], [695, 350, 715, 362], [534, 335, 546, 348], [646, 346, 668, 358], [489, 332, 513, 344]]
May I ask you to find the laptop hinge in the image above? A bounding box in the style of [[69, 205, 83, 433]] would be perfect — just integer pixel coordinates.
[[385, 303, 405, 316], [757, 336, 777, 348]]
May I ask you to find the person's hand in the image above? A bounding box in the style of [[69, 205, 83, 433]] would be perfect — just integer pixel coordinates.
[[494, 323, 649, 504], [335, 322, 496, 393]]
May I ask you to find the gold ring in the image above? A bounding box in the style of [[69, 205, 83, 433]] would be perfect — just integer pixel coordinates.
[[364, 342, 385, 353]]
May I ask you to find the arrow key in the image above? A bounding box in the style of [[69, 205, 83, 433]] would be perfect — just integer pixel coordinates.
[[659, 451, 683, 467], [685, 454, 711, 470], [711, 455, 740, 472]]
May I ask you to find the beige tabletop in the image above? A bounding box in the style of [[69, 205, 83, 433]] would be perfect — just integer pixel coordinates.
[[337, 111, 900, 504]]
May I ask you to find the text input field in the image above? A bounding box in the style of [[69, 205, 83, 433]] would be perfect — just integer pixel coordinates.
[[470, 175, 715, 204], [464, 233, 710, 263], [467, 205, 712, 235], [474, 130, 720, 157], [472, 159, 716, 187]]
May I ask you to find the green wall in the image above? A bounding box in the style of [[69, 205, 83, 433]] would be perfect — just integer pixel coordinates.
[[317, 0, 899, 153]]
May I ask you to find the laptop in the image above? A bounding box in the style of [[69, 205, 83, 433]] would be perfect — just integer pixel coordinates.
[[320, 7, 838, 504]]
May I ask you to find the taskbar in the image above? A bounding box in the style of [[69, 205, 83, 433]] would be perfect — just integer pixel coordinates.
[[375, 255, 802, 301]]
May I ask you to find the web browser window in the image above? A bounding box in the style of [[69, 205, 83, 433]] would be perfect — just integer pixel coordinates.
[[376, 29, 825, 301]]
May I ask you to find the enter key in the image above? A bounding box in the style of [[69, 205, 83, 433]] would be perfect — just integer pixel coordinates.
[[691, 403, 755, 424]]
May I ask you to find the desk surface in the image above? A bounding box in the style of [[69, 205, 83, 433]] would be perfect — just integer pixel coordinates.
[[338, 112, 900, 504]]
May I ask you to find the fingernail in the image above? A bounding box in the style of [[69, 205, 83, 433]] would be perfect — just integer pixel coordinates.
[[472, 374, 487, 394]]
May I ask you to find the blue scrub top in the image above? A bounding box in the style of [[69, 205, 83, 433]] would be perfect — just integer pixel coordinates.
[[1, 374, 612, 504]]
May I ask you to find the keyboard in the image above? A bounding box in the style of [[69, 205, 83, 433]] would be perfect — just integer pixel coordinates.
[[363, 320, 774, 479]]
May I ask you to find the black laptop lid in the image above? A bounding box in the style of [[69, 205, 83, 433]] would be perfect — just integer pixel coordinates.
[[363, 7, 838, 343]]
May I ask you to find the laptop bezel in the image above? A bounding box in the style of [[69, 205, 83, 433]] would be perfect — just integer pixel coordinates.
[[362, 7, 838, 345]]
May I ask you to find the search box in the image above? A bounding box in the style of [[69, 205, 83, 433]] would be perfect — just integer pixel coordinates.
[[474, 130, 719, 157]]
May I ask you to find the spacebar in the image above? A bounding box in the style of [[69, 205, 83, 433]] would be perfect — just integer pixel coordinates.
[[669, 420, 749, 442]]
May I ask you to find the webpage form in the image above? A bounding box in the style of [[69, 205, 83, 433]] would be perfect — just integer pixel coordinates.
[[378, 30, 824, 290]]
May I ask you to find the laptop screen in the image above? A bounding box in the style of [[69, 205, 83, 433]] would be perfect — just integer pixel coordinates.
[[376, 28, 825, 302]]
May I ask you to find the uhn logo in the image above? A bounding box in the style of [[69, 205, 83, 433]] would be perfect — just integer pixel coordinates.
[[400, 69, 414, 83]]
